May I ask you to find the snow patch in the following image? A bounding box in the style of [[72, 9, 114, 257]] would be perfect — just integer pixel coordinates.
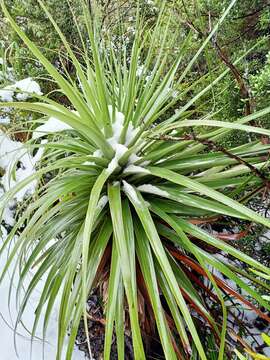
[[12, 77, 42, 100], [0, 78, 42, 102], [125, 122, 139, 146], [82, 161, 95, 166], [123, 165, 150, 174], [140, 160, 151, 166], [0, 115, 10, 124], [0, 131, 44, 201], [122, 180, 141, 205], [106, 144, 128, 174], [93, 149, 103, 158], [0, 88, 13, 102], [0, 228, 85, 360], [107, 106, 139, 147], [137, 184, 169, 197], [136, 65, 144, 77], [127, 153, 141, 165], [107, 105, 125, 146], [33, 117, 72, 139], [97, 195, 108, 210], [156, 156, 172, 164]]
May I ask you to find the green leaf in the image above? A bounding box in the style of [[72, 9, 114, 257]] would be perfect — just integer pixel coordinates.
[[148, 166, 270, 228], [123, 183, 207, 359], [135, 222, 177, 360], [108, 183, 145, 359]]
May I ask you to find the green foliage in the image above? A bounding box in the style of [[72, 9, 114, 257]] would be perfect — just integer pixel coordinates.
[[2, 0, 270, 131], [1, 0, 83, 81]]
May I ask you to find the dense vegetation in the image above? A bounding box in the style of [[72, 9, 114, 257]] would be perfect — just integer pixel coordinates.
[[0, 1, 270, 359], [1, 1, 270, 129]]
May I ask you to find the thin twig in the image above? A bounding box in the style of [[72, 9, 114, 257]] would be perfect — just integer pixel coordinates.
[[150, 133, 270, 188]]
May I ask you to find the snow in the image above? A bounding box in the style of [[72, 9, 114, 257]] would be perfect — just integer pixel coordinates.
[[125, 122, 139, 146], [0, 78, 42, 102], [93, 149, 103, 158], [87, 106, 142, 173], [107, 106, 125, 146], [127, 153, 141, 165], [0, 115, 10, 124], [0, 72, 86, 359], [156, 156, 172, 164], [83, 161, 95, 166], [33, 117, 72, 139], [0, 88, 14, 101], [140, 160, 151, 166], [0, 131, 22, 169], [122, 180, 141, 205], [0, 131, 44, 201], [106, 144, 128, 174], [97, 195, 108, 210], [107, 105, 139, 147], [136, 65, 144, 77], [0, 226, 85, 360], [137, 184, 169, 197], [123, 164, 150, 174], [12, 78, 42, 100], [106, 157, 118, 174], [113, 144, 128, 158], [0, 188, 16, 226], [102, 106, 144, 174]]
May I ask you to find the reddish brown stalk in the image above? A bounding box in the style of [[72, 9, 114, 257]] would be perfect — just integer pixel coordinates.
[[137, 263, 190, 358], [93, 244, 112, 286], [182, 263, 260, 347], [180, 287, 220, 340], [163, 313, 186, 359], [136, 264, 156, 335], [215, 228, 250, 241], [86, 313, 106, 325], [188, 216, 221, 225], [168, 248, 270, 323], [182, 267, 220, 303], [212, 40, 254, 117]]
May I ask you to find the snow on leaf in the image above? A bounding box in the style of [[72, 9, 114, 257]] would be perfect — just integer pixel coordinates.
[[106, 144, 128, 174], [33, 117, 72, 139], [123, 164, 150, 174], [122, 180, 141, 205], [137, 184, 169, 197]]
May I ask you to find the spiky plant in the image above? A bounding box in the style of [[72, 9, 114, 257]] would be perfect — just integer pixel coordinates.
[[1, 1, 270, 359]]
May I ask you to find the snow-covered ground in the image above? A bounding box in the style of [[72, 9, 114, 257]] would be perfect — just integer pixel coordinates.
[[0, 67, 85, 359], [0, 142, 85, 359], [0, 227, 85, 360], [209, 245, 270, 358], [0, 131, 85, 359]]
